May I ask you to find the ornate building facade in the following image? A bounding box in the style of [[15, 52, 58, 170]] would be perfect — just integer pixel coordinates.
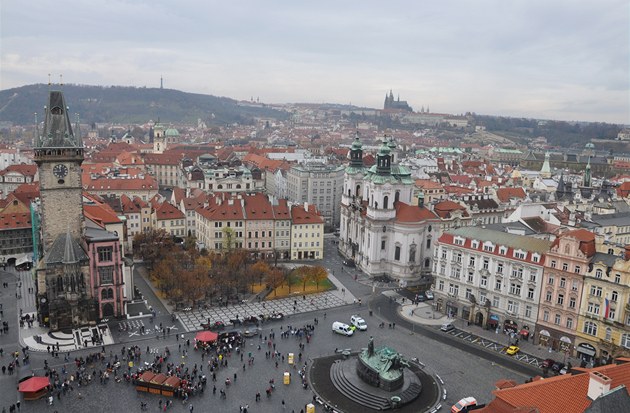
[[339, 137, 438, 284]]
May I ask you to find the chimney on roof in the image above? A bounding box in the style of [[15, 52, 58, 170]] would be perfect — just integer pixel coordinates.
[[588, 371, 612, 401], [304, 202, 308, 211]]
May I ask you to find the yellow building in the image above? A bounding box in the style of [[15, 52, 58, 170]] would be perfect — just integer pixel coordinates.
[[290, 203, 324, 260], [576, 247, 630, 364]]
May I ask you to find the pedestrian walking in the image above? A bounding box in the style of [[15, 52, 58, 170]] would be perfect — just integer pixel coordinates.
[[282, 399, 286, 409]]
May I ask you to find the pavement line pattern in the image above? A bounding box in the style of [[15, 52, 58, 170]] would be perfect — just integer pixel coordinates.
[[177, 290, 352, 332]]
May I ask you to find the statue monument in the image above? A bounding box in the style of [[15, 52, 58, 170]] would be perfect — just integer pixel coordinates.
[[357, 336, 410, 391]]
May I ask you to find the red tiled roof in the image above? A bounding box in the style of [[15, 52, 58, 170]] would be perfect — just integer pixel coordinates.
[[84, 175, 158, 191], [244, 193, 274, 220], [443, 185, 475, 195], [617, 181, 630, 198], [272, 199, 291, 220], [0, 164, 38, 177], [394, 201, 438, 223], [433, 200, 469, 219], [84, 203, 122, 227], [552, 229, 596, 257], [196, 196, 245, 221], [155, 201, 185, 221], [0, 212, 31, 230], [415, 179, 443, 190], [291, 203, 324, 225], [142, 153, 182, 166], [479, 361, 630, 413], [12, 182, 39, 206], [496, 187, 527, 203], [121, 195, 149, 214]]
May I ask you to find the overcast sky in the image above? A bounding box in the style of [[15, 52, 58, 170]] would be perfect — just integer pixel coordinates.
[[1, 1, 628, 123]]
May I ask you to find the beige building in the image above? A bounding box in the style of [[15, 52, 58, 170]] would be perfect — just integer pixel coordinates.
[[290, 203, 324, 260], [152, 201, 186, 237]]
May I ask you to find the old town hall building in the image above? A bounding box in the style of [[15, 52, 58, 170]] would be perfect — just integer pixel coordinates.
[[34, 90, 125, 330]]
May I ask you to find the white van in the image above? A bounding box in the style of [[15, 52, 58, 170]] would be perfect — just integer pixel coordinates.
[[332, 321, 354, 336], [441, 322, 454, 332]]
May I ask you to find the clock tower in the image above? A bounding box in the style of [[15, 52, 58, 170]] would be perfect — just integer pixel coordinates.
[[34, 90, 85, 251], [34, 90, 96, 330]]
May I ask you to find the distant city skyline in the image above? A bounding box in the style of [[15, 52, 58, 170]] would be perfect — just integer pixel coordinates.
[[1, 1, 628, 124]]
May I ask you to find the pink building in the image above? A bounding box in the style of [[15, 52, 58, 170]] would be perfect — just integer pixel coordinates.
[[85, 227, 125, 318]]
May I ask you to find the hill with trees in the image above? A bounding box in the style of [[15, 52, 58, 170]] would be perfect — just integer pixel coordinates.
[[0, 83, 289, 126]]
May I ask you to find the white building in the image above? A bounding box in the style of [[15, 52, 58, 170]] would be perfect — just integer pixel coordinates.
[[432, 226, 551, 334], [339, 136, 439, 284]]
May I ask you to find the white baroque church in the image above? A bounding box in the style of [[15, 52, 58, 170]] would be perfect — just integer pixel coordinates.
[[338, 136, 439, 285]]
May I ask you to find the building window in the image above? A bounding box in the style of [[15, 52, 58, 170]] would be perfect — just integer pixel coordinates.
[[481, 275, 488, 288], [545, 290, 552, 302], [456, 252, 462, 263], [438, 280, 444, 291], [590, 285, 603, 297], [557, 294, 564, 306], [548, 276, 554, 285], [467, 271, 474, 283], [529, 270, 537, 282], [550, 260, 556, 268], [595, 269, 603, 279], [525, 305, 532, 318], [394, 245, 401, 261], [97, 247, 113, 262], [605, 327, 612, 341], [615, 274, 621, 284], [495, 279, 502, 291], [497, 262, 504, 274], [583, 321, 598, 336], [569, 297, 576, 309], [448, 284, 459, 296], [527, 287, 534, 299], [507, 300, 519, 314], [572, 280, 579, 291], [493, 296, 500, 307], [612, 291, 618, 302], [543, 310, 549, 322], [465, 288, 473, 300], [574, 265, 581, 274], [566, 318, 573, 329], [469, 256, 476, 267], [562, 263, 568, 271], [381, 239, 386, 250], [441, 249, 447, 259], [98, 266, 114, 284], [509, 283, 521, 296], [621, 334, 630, 349], [554, 314, 561, 325], [587, 302, 600, 315], [483, 259, 489, 270], [560, 278, 566, 288], [454, 237, 464, 246]]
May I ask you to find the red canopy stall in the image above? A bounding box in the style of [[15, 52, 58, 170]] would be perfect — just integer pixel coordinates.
[[18, 376, 50, 400], [195, 331, 218, 343]]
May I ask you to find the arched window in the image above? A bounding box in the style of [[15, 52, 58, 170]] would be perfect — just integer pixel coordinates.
[[101, 289, 108, 299], [583, 321, 598, 336], [595, 269, 603, 279], [356, 184, 361, 197], [605, 327, 612, 341], [395, 191, 400, 203], [394, 245, 401, 261], [424, 258, 431, 268], [383, 196, 389, 209]]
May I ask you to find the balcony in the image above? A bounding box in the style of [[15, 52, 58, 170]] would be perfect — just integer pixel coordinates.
[[366, 206, 396, 221]]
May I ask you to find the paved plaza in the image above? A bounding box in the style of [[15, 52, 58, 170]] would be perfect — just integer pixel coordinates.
[[176, 289, 353, 333]]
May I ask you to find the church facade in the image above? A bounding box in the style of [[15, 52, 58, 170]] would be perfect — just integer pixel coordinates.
[[338, 136, 438, 284]]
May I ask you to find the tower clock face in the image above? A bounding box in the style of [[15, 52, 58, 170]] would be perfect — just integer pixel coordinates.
[[53, 164, 68, 179]]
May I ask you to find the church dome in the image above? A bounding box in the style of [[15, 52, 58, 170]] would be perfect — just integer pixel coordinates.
[[351, 136, 363, 150], [165, 128, 180, 137], [378, 140, 391, 156]]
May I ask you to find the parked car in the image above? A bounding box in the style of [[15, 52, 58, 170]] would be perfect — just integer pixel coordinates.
[[506, 345, 520, 355], [342, 259, 356, 267], [415, 292, 427, 302], [551, 362, 565, 374], [451, 397, 478, 413], [332, 321, 354, 336], [542, 358, 555, 369], [424, 290, 434, 300], [441, 322, 454, 332], [350, 315, 367, 331], [242, 327, 261, 338]]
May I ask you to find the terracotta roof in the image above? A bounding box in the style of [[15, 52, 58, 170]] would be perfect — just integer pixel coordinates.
[[443, 185, 475, 195], [84, 175, 158, 191], [415, 179, 444, 190], [243, 193, 274, 220], [142, 153, 182, 166], [0, 164, 38, 177], [121, 195, 149, 214], [0, 212, 31, 230], [84, 203, 122, 227], [196, 196, 245, 221], [496, 187, 527, 203], [433, 200, 469, 219], [394, 201, 438, 223], [155, 201, 185, 221], [553, 229, 596, 257], [11, 182, 39, 206], [291, 203, 324, 225], [617, 181, 630, 198], [272, 198, 291, 220], [479, 361, 630, 413]]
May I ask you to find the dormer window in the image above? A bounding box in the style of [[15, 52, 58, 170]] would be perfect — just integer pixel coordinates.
[[499, 246, 508, 255], [454, 237, 464, 246], [471, 240, 479, 249], [483, 242, 494, 252], [514, 250, 527, 260]]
